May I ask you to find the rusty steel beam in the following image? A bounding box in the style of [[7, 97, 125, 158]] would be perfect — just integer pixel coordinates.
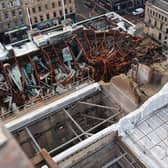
[[74, 36, 89, 62], [64, 41, 77, 64], [40, 48, 55, 91], [0, 62, 12, 92], [83, 31, 92, 54], [0, 29, 166, 119], [28, 55, 42, 90], [52, 45, 69, 73], [31, 154, 43, 167]]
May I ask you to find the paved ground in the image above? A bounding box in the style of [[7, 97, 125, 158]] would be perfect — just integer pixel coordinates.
[[75, 0, 99, 21], [74, 1, 145, 36], [75, 1, 144, 22]]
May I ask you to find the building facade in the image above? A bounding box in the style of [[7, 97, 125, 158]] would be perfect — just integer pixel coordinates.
[[95, 0, 146, 11], [0, 0, 76, 42], [22, 0, 76, 29], [0, 0, 25, 33], [144, 0, 168, 47]]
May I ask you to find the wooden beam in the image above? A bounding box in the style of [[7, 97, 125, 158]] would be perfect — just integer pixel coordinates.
[[40, 149, 58, 168], [63, 109, 92, 137], [79, 101, 120, 111], [31, 154, 43, 166]]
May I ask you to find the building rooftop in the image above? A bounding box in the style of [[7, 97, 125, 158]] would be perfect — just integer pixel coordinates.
[[125, 106, 168, 168], [1, 12, 136, 60], [148, 0, 168, 13]]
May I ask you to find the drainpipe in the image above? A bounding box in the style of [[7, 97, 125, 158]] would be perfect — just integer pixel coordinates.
[[61, 0, 66, 25], [26, 7, 32, 31]]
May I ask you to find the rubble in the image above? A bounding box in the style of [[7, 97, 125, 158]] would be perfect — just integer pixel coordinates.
[[0, 27, 165, 118], [104, 74, 140, 113]]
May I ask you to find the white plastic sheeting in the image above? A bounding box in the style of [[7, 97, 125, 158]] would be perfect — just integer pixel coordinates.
[[5, 82, 100, 132], [118, 82, 168, 137], [13, 42, 38, 57], [122, 105, 168, 168], [123, 137, 162, 168], [0, 43, 8, 61], [120, 82, 168, 168]]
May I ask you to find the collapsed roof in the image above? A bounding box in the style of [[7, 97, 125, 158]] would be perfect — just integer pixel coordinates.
[[0, 27, 165, 119]]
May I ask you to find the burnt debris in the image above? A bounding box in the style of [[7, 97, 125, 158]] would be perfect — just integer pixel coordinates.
[[0, 29, 165, 117]]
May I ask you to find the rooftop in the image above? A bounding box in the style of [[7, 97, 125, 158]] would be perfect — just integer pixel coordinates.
[[148, 0, 168, 13], [36, 81, 168, 168]]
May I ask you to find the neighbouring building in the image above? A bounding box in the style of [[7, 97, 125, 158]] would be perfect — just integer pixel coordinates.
[[0, 0, 27, 42], [21, 0, 76, 29], [0, 0, 25, 32], [144, 0, 168, 47], [0, 0, 76, 43], [94, 0, 146, 11]]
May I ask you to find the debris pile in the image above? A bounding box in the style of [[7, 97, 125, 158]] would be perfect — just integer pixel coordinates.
[[0, 29, 165, 117], [73, 29, 165, 81]]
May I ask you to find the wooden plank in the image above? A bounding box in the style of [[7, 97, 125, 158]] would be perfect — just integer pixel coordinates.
[[31, 154, 43, 166], [40, 149, 58, 168]]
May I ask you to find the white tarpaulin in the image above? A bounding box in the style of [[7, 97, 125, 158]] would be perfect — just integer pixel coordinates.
[[119, 83, 168, 168], [118, 82, 168, 136]]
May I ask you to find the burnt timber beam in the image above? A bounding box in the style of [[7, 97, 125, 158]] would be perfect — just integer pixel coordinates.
[[79, 101, 120, 111], [81, 114, 114, 124], [63, 108, 92, 137]]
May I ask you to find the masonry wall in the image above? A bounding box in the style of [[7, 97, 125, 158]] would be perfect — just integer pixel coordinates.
[[22, 0, 76, 26], [0, 0, 24, 32], [0, 0, 76, 33], [144, 2, 168, 47]]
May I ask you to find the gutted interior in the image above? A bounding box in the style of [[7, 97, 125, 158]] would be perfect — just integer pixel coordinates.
[[0, 28, 165, 118], [10, 90, 125, 167], [68, 139, 145, 168]]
